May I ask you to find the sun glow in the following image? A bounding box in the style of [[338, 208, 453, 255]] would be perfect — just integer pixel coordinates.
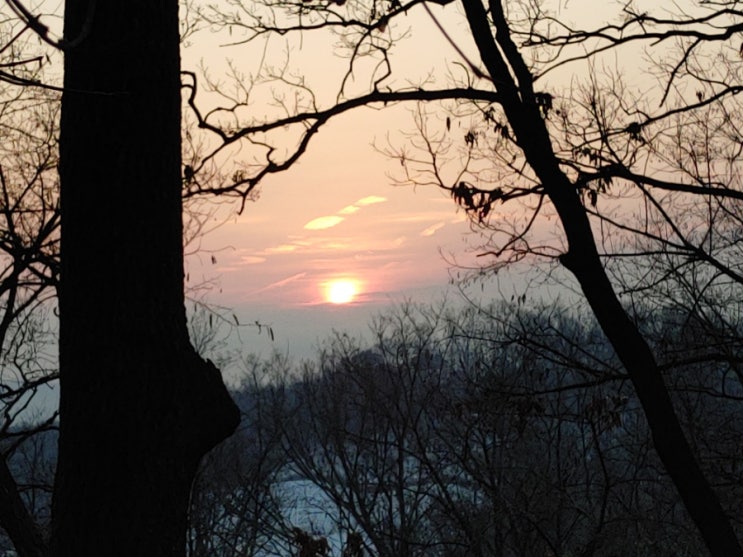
[[325, 279, 359, 304]]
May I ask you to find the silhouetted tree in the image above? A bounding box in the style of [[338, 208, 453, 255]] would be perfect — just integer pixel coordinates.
[[49, 1, 239, 555], [187, 354, 292, 557], [0, 22, 59, 557], [258, 302, 721, 556], [2, 0, 743, 554], [188, 1, 743, 552]]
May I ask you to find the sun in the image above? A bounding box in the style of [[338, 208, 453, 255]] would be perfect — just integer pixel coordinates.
[[325, 279, 359, 304]]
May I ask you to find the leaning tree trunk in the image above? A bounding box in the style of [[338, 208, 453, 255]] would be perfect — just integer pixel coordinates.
[[460, 0, 742, 554], [51, 2, 240, 555]]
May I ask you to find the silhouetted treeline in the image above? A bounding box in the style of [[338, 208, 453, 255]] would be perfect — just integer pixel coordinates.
[[186, 300, 742, 557], [2, 300, 740, 556]]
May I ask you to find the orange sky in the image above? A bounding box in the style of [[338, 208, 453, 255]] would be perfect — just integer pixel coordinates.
[[188, 108, 475, 308], [183, 108, 494, 365], [177, 0, 666, 359], [181, 5, 491, 320], [182, 81, 502, 359]]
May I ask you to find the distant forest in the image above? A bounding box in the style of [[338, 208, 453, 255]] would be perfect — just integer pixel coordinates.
[[5, 299, 741, 556]]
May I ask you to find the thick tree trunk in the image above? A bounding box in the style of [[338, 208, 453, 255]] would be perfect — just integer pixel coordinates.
[[51, 2, 240, 555], [461, 0, 742, 554]]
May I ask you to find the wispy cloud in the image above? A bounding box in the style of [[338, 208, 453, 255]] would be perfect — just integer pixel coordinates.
[[266, 244, 299, 253], [303, 196, 387, 233], [253, 272, 307, 293], [421, 222, 445, 237], [240, 255, 267, 264], [304, 216, 345, 230], [356, 195, 387, 206], [385, 212, 455, 224]]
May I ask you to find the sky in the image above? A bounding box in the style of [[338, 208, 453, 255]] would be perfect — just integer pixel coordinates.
[[180, 2, 512, 360], [176, 0, 668, 362], [185, 103, 493, 360], [189, 108, 473, 308]]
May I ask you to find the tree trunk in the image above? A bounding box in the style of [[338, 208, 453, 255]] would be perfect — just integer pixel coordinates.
[[51, 2, 240, 555], [461, 0, 742, 554]]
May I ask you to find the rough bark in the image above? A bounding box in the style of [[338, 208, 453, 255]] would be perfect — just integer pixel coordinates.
[[460, 0, 742, 554], [51, 1, 240, 555]]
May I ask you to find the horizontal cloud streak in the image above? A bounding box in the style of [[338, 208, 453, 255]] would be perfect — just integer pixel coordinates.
[[304, 216, 345, 230], [266, 244, 298, 253], [356, 195, 387, 206], [253, 272, 307, 293], [240, 255, 267, 264], [421, 222, 445, 237], [339, 205, 360, 215]]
